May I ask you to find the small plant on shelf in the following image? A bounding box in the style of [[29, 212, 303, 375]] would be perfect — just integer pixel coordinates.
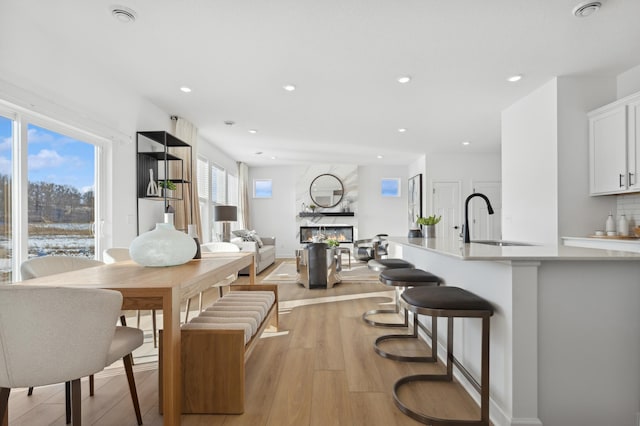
[[416, 214, 441, 226], [158, 180, 177, 191], [309, 204, 317, 212]]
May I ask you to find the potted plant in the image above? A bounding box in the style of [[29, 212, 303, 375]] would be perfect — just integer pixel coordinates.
[[158, 180, 177, 198], [326, 238, 340, 248], [309, 204, 317, 213], [416, 214, 441, 238]]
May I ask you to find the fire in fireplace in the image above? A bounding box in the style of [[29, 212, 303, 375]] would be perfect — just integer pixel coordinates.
[[299, 225, 354, 244]]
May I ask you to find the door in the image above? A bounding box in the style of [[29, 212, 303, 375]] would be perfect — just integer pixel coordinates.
[[432, 181, 461, 241], [471, 182, 502, 240]]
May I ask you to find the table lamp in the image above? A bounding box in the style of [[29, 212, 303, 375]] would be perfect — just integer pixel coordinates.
[[214, 205, 237, 242]]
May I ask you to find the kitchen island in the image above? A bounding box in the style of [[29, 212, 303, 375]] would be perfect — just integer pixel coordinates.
[[387, 237, 640, 426]]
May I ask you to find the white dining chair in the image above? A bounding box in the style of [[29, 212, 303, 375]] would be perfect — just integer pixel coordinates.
[[0, 285, 144, 425], [103, 247, 158, 348], [19, 255, 143, 424]]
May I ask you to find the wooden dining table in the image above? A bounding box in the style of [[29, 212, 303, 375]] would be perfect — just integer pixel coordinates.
[[14, 251, 255, 426]]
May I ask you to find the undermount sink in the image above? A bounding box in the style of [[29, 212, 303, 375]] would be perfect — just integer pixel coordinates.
[[472, 240, 534, 247]]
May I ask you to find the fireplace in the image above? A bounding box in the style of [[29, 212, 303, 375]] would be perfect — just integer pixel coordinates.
[[300, 226, 354, 244]]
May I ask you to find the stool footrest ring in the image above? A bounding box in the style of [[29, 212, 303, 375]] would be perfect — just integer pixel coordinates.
[[374, 334, 436, 363], [362, 308, 408, 328], [393, 374, 488, 425]]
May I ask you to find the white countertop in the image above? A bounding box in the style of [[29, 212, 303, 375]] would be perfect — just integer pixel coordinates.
[[389, 236, 640, 261]]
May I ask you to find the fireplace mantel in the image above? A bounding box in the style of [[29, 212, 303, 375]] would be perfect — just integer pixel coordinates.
[[299, 212, 355, 217]]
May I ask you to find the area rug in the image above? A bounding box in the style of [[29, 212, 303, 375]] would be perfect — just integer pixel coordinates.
[[262, 260, 379, 282]]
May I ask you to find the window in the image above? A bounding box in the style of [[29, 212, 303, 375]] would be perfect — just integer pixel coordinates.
[[0, 105, 104, 282], [381, 178, 401, 197], [196, 157, 238, 242], [254, 179, 272, 198], [0, 115, 13, 284], [27, 124, 96, 258]]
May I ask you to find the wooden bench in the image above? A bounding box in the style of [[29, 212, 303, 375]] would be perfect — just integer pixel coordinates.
[[159, 284, 278, 414]]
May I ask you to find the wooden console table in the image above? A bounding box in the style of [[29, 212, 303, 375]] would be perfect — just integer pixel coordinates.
[[15, 252, 255, 426]]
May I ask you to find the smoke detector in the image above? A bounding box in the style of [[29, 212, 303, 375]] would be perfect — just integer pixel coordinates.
[[111, 6, 137, 23], [572, 1, 601, 17]]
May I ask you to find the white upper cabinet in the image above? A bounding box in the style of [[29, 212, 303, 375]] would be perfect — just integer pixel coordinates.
[[589, 92, 640, 195]]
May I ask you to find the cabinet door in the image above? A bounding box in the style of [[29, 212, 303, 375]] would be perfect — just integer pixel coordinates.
[[628, 99, 640, 191], [589, 105, 627, 194]]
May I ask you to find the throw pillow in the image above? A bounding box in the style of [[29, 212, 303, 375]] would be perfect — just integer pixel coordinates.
[[232, 229, 250, 238]]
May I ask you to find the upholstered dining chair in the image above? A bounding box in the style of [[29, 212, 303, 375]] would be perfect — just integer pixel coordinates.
[[188, 242, 241, 320], [19, 255, 143, 424], [103, 247, 158, 348], [0, 285, 144, 425]]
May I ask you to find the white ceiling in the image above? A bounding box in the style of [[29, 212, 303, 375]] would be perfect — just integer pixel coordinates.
[[2, 0, 640, 166]]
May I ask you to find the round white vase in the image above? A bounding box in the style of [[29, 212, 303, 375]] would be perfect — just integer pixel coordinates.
[[130, 223, 197, 267]]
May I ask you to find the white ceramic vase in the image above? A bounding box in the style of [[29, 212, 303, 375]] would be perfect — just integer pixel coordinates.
[[129, 223, 197, 267]]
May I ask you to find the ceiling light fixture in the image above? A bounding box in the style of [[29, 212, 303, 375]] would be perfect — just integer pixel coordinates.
[[111, 6, 137, 23], [507, 74, 522, 82], [398, 128, 407, 133], [397, 76, 412, 84], [224, 120, 235, 126], [377, 155, 383, 159], [180, 86, 192, 93], [248, 129, 258, 134], [283, 84, 296, 92], [572, 1, 602, 17], [462, 141, 471, 146]]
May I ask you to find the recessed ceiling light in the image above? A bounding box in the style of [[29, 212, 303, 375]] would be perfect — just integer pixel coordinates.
[[507, 75, 522, 83], [180, 86, 192, 93], [462, 141, 471, 146], [377, 155, 383, 159], [283, 84, 296, 92], [572, 1, 601, 17], [271, 156, 277, 160], [398, 128, 407, 133], [111, 6, 137, 23], [224, 120, 235, 126], [397, 76, 412, 84], [248, 129, 258, 134]]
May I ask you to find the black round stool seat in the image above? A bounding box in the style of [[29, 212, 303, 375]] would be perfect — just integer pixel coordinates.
[[379, 268, 443, 287], [390, 286, 494, 425], [363, 268, 442, 329], [367, 258, 414, 272], [402, 286, 494, 314]]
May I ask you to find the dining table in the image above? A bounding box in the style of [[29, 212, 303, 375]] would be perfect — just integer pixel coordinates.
[[12, 251, 255, 426]]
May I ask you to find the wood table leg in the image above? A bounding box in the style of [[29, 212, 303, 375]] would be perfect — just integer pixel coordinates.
[[249, 256, 256, 285], [161, 287, 182, 425]]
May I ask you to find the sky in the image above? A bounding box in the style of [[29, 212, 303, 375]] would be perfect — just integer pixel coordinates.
[[0, 116, 95, 193]]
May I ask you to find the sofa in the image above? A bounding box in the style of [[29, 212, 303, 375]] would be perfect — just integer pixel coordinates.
[[231, 232, 276, 275]]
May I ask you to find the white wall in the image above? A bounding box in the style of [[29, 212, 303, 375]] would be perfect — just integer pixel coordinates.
[[357, 165, 408, 238], [502, 77, 619, 245], [247, 163, 409, 258], [557, 77, 618, 239], [502, 79, 559, 245], [617, 63, 640, 98]]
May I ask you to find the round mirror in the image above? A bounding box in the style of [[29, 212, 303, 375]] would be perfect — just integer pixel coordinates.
[[310, 174, 344, 208]]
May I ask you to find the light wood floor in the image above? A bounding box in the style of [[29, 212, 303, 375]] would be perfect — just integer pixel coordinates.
[[7, 259, 483, 425]]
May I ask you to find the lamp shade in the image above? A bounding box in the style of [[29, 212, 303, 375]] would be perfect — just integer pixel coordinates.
[[214, 205, 237, 222]]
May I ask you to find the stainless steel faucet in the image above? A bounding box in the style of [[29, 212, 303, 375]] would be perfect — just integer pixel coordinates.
[[464, 193, 495, 243]]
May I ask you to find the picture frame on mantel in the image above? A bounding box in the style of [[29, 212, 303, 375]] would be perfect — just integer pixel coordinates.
[[408, 174, 422, 227]]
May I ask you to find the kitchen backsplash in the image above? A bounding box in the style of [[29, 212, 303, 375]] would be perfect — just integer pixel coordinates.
[[616, 193, 640, 227]]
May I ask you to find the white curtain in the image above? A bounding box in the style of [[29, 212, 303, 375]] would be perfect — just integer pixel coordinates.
[[171, 117, 203, 240], [237, 161, 250, 229]]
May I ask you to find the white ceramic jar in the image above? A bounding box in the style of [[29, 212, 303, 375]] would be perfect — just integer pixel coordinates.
[[129, 223, 197, 267]]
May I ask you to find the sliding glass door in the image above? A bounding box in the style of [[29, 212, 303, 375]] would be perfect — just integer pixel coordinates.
[[0, 109, 103, 283]]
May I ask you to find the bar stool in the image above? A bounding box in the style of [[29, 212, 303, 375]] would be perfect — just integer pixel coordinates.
[[363, 267, 441, 328], [392, 286, 494, 425], [367, 258, 414, 272]]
